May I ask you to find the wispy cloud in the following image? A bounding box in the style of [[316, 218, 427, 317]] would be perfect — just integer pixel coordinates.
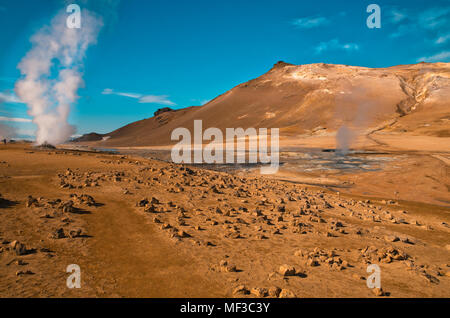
[[291, 16, 330, 29], [102, 88, 141, 99], [389, 9, 407, 23], [417, 51, 450, 62], [388, 6, 450, 64], [138, 95, 176, 105], [0, 116, 32, 123], [315, 39, 359, 54], [436, 33, 450, 44], [390, 24, 411, 38], [102, 88, 176, 106], [389, 6, 450, 38], [0, 91, 23, 104], [419, 7, 450, 30]]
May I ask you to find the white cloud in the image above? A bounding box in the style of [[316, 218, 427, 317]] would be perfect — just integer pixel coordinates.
[[102, 88, 176, 106], [0, 92, 23, 104], [118, 92, 142, 99], [138, 95, 175, 106], [101, 88, 113, 95], [0, 116, 32, 123], [390, 24, 411, 38], [389, 6, 450, 38], [419, 7, 450, 30], [292, 16, 330, 29], [417, 51, 450, 62], [315, 39, 359, 54], [390, 10, 407, 23], [436, 33, 450, 44]]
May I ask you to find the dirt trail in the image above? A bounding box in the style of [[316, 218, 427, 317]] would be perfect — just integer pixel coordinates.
[[82, 195, 225, 297]]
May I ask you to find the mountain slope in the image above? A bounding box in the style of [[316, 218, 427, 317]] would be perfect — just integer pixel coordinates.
[[77, 61, 450, 147]]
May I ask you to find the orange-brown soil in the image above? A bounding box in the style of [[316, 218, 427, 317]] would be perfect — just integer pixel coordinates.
[[0, 143, 449, 298]]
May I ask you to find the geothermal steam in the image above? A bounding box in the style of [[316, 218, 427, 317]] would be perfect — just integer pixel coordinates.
[[336, 126, 355, 155], [15, 10, 102, 145], [335, 85, 375, 154]]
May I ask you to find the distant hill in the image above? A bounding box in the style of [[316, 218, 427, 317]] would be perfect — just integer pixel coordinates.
[[73, 132, 104, 142], [75, 61, 450, 147]]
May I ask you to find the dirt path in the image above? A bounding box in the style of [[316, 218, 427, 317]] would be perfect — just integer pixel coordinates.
[[81, 195, 225, 297]]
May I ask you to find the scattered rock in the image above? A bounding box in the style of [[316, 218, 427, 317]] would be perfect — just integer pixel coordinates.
[[352, 274, 365, 280], [250, 287, 268, 298], [137, 198, 149, 207], [177, 230, 190, 238], [232, 285, 249, 296], [16, 270, 34, 276], [26, 196, 38, 208], [51, 228, 66, 239], [279, 289, 296, 298], [212, 260, 237, 273], [268, 286, 281, 298], [10, 240, 27, 255], [160, 223, 171, 230], [306, 258, 319, 267], [278, 264, 296, 276], [60, 201, 75, 213], [372, 287, 384, 297], [384, 235, 399, 242], [69, 229, 82, 238]]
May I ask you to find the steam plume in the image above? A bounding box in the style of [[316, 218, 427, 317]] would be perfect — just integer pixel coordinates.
[[336, 125, 355, 154], [335, 85, 376, 154], [15, 10, 103, 145]]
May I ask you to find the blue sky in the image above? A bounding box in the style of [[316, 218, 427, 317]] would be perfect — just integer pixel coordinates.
[[0, 0, 449, 138]]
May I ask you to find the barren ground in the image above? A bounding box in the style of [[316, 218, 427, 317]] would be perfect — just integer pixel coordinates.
[[0, 142, 449, 298]]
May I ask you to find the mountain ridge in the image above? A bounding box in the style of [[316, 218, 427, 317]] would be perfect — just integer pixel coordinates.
[[74, 61, 450, 146]]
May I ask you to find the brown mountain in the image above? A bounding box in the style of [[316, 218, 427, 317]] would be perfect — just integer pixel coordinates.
[[77, 61, 450, 147]]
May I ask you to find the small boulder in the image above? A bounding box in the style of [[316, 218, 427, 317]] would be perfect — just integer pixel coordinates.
[[278, 264, 296, 276], [251, 287, 268, 298], [372, 287, 384, 297], [268, 286, 281, 298], [279, 289, 296, 298], [51, 228, 66, 239], [307, 258, 319, 267], [26, 196, 38, 208], [10, 240, 27, 255], [177, 230, 190, 238], [69, 229, 82, 238], [232, 285, 249, 296], [384, 235, 399, 242]]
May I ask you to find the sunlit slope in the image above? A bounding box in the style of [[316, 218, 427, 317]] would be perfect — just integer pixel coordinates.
[[79, 62, 450, 147]]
